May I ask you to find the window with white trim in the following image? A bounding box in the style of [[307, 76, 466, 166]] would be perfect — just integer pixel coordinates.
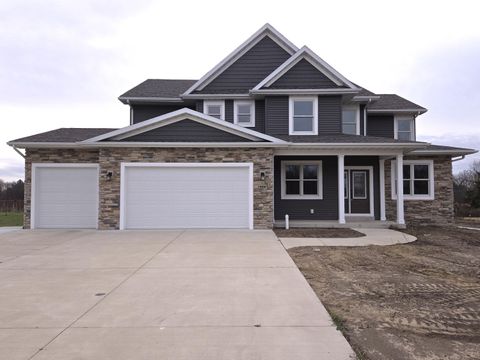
[[234, 100, 255, 127], [289, 96, 318, 135], [204, 100, 225, 120], [281, 161, 323, 199], [395, 116, 415, 141], [342, 106, 359, 135], [391, 160, 434, 200]]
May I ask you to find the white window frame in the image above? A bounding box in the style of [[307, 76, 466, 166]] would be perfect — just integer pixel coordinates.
[[342, 105, 360, 135], [351, 170, 367, 199], [288, 96, 318, 135], [281, 161, 323, 200], [391, 160, 434, 200], [394, 115, 415, 141], [233, 100, 255, 127], [203, 100, 225, 120]]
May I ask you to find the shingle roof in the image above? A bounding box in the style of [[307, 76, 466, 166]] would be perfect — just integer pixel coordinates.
[[275, 134, 424, 144], [119, 79, 197, 102], [368, 94, 426, 111], [413, 144, 477, 154], [9, 128, 116, 143]]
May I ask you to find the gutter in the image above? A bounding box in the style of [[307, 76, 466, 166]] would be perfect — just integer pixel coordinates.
[[11, 145, 26, 158]]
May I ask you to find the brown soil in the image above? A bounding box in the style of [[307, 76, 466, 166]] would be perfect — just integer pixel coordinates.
[[273, 227, 364, 238], [288, 226, 480, 360]]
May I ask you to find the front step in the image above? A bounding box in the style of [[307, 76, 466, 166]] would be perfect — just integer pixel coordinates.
[[274, 220, 395, 229]]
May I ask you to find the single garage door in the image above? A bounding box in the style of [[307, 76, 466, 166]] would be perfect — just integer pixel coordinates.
[[32, 164, 99, 229], [121, 163, 252, 229]]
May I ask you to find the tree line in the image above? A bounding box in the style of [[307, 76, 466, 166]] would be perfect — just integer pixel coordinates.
[[454, 161, 480, 217], [0, 179, 24, 201]]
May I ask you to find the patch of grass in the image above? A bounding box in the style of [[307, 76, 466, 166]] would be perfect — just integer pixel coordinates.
[[329, 310, 347, 332], [0, 212, 23, 227]]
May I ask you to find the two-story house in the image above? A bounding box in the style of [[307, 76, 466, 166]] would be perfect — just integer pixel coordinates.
[[8, 24, 476, 230]]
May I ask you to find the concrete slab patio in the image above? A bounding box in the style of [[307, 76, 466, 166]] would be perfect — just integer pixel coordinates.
[[0, 229, 354, 360]]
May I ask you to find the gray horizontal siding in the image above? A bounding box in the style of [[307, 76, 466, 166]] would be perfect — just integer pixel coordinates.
[[274, 156, 339, 221], [119, 120, 251, 142], [265, 96, 289, 135], [367, 114, 394, 138], [132, 104, 195, 124], [269, 59, 341, 89], [225, 100, 234, 123], [199, 36, 291, 93], [253, 100, 265, 133], [360, 104, 365, 135], [318, 96, 342, 134]]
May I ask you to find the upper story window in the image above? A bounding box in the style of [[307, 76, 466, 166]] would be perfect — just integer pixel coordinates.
[[289, 96, 318, 135], [391, 160, 434, 200], [234, 100, 255, 127], [204, 100, 225, 120], [342, 106, 360, 135], [395, 116, 415, 141]]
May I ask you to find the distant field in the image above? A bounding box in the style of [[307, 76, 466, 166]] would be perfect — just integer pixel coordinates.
[[0, 212, 23, 227]]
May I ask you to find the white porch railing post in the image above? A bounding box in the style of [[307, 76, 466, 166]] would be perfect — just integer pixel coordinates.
[[396, 153, 405, 225], [338, 155, 345, 224], [379, 159, 386, 221]]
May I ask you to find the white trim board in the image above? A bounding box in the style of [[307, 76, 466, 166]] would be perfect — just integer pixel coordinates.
[[391, 159, 435, 200], [288, 96, 319, 135], [182, 24, 298, 95], [31, 163, 99, 229], [280, 160, 323, 200], [233, 100, 256, 127], [119, 162, 254, 230]]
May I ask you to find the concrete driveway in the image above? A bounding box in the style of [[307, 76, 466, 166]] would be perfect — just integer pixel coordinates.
[[0, 229, 354, 360]]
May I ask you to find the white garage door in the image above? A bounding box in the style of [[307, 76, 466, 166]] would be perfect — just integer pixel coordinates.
[[121, 163, 252, 229], [32, 165, 99, 229]]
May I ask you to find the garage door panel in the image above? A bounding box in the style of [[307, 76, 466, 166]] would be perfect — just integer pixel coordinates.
[[33, 166, 98, 229], [123, 165, 251, 229]]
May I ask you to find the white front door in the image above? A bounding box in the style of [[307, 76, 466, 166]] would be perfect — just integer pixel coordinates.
[[121, 163, 253, 229]]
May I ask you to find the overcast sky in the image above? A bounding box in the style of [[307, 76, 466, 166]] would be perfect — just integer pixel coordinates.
[[1, 0, 479, 181]]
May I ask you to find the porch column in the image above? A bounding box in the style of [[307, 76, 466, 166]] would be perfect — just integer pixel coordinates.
[[396, 153, 405, 225], [338, 155, 345, 224], [379, 159, 386, 221]]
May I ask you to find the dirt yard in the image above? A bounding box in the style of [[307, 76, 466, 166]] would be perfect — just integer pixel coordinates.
[[273, 227, 364, 238], [288, 226, 480, 360]]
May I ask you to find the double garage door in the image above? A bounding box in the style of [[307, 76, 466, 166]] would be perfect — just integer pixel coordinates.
[[31, 163, 252, 229]]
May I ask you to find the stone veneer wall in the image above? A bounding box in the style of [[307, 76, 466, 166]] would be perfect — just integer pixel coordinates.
[[385, 156, 453, 224], [23, 147, 274, 229], [23, 148, 100, 229]]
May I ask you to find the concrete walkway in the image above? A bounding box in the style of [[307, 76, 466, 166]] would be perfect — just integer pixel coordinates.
[[0, 229, 354, 360], [280, 228, 416, 249]]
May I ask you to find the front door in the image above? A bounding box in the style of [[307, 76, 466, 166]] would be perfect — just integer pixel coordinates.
[[344, 168, 371, 215]]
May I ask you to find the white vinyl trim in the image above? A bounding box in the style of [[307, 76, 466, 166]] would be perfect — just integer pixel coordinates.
[[391, 160, 434, 200], [120, 162, 254, 230], [31, 163, 99, 229], [234, 100, 255, 127], [280, 160, 323, 200], [203, 100, 225, 120], [288, 96, 318, 135]]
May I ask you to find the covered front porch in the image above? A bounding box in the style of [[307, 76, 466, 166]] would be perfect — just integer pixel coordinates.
[[273, 148, 409, 228]]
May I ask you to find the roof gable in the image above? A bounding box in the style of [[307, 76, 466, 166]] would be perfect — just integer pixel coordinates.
[[83, 108, 286, 144], [269, 58, 343, 89], [182, 24, 298, 96], [110, 119, 255, 143], [253, 46, 359, 92]]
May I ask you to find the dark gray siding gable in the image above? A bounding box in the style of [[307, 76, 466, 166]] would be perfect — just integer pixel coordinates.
[[367, 114, 394, 138], [132, 104, 195, 124], [269, 59, 342, 89], [318, 96, 342, 134], [118, 120, 253, 142], [199, 36, 291, 93]]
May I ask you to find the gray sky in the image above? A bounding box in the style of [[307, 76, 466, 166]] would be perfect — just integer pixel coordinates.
[[1, 0, 479, 181]]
